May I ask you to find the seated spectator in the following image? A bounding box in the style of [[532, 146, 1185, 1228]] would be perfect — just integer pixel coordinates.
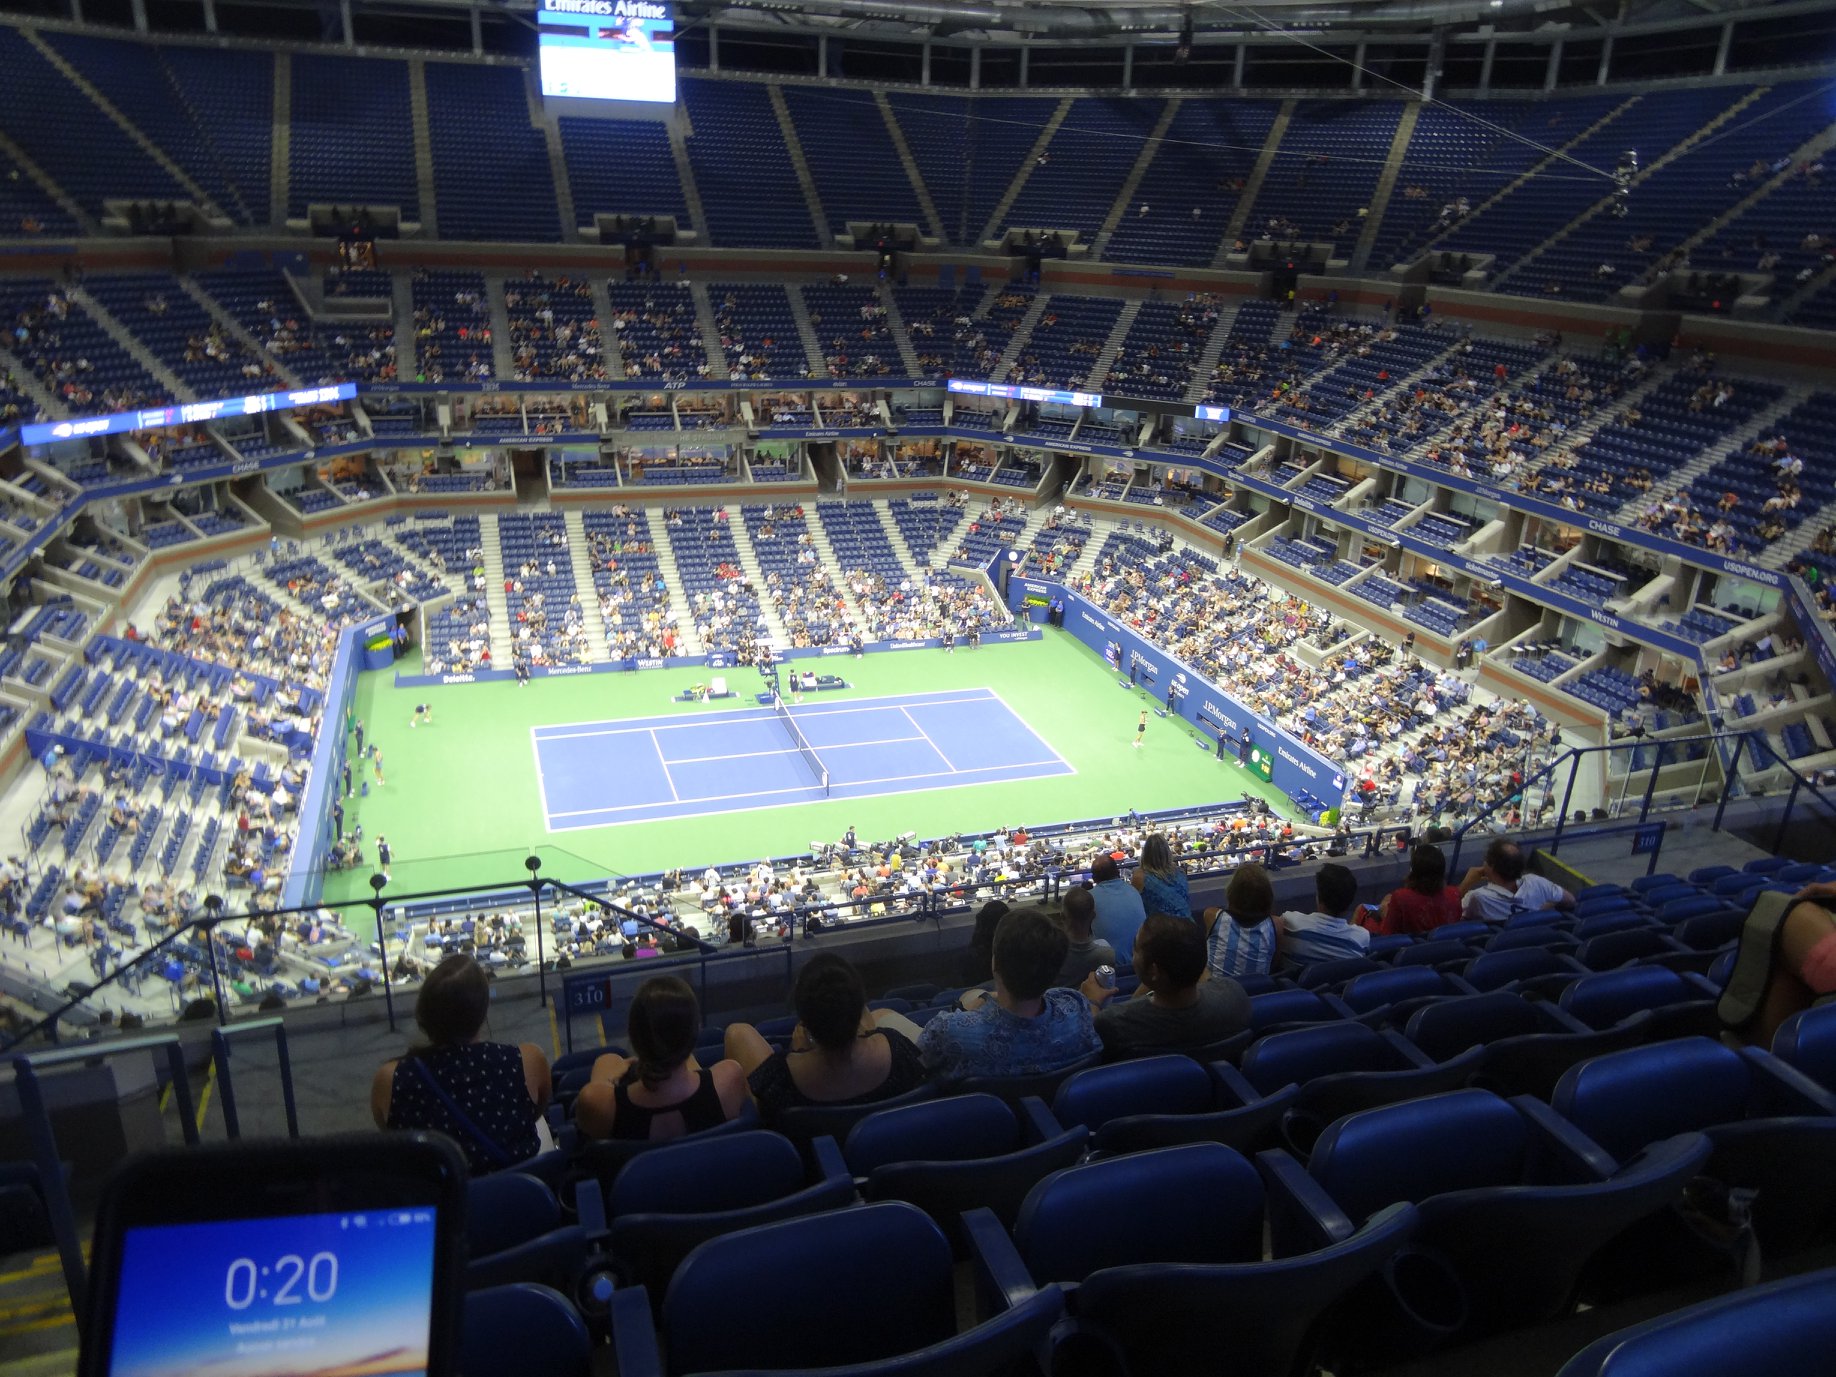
[[1130, 833, 1192, 919], [920, 906, 1102, 1080], [573, 975, 748, 1140], [1721, 882, 1836, 1046], [1054, 886, 1115, 988], [1085, 914, 1251, 1055], [1277, 864, 1371, 967], [723, 953, 926, 1121], [1373, 843, 1463, 935], [1201, 863, 1278, 981], [1459, 838, 1576, 923], [369, 954, 550, 1174], [960, 897, 1009, 987], [1090, 853, 1149, 964]]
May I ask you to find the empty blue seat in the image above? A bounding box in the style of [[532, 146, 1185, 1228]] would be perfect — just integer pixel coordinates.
[[1559, 967, 1720, 1036], [462, 1284, 593, 1377], [844, 1092, 1087, 1249], [1555, 1265, 1836, 1377], [606, 1129, 855, 1301], [1259, 1088, 1711, 1354], [612, 1200, 1065, 1376], [1553, 1036, 1836, 1251]]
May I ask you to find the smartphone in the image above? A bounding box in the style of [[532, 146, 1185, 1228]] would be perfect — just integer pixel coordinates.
[[79, 1132, 469, 1377]]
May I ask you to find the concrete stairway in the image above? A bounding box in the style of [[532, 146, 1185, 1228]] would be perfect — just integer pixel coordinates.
[[180, 277, 301, 387], [1091, 97, 1183, 259], [805, 503, 869, 627], [0, 344, 65, 419], [1218, 100, 1294, 261], [689, 282, 729, 379], [665, 116, 709, 243], [878, 281, 926, 376], [787, 284, 829, 379], [561, 509, 612, 661], [484, 276, 517, 379], [68, 287, 191, 400], [1085, 299, 1142, 391], [269, 52, 291, 226], [406, 59, 440, 238], [1663, 122, 1836, 283], [1414, 97, 1638, 261], [977, 97, 1074, 246], [876, 92, 947, 242], [726, 516, 792, 646], [1497, 89, 1770, 291], [644, 507, 706, 655], [994, 294, 1052, 378], [391, 273, 418, 380], [768, 86, 831, 247], [590, 278, 625, 381], [1181, 304, 1252, 405], [528, 70, 577, 239], [1350, 102, 1422, 273], [1611, 386, 1805, 522], [0, 130, 92, 235], [476, 513, 516, 666], [25, 29, 226, 223], [871, 499, 928, 577]]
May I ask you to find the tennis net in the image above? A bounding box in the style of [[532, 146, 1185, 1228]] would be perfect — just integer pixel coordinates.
[[774, 695, 831, 796]]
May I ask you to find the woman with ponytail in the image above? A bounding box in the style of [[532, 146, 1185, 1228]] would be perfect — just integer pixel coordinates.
[[574, 975, 748, 1140]]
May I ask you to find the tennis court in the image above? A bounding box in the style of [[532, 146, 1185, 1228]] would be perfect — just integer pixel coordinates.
[[531, 687, 1074, 830]]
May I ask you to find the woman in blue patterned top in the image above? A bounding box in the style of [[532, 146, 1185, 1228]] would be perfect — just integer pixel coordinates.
[[1130, 833, 1192, 921], [372, 954, 551, 1174], [919, 906, 1101, 1081]]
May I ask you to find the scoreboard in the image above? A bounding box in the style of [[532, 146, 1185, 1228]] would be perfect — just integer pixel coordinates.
[[538, 0, 678, 105]]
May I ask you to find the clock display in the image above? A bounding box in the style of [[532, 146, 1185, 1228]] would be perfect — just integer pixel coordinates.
[[107, 1209, 434, 1377]]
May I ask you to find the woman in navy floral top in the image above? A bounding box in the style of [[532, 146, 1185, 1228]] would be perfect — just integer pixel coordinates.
[[372, 954, 551, 1174]]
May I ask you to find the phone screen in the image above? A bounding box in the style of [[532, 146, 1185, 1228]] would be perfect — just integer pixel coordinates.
[[105, 1208, 437, 1377]]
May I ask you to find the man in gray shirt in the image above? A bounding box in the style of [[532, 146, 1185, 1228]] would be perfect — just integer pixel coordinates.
[[1053, 885, 1116, 989], [1084, 914, 1251, 1055]]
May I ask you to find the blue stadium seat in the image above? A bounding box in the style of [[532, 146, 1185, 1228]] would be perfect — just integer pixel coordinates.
[[612, 1200, 1065, 1376], [462, 1284, 594, 1377], [1552, 1036, 1836, 1252], [1259, 1088, 1711, 1354], [1556, 1266, 1836, 1377], [844, 1092, 1087, 1249], [606, 1130, 856, 1301]]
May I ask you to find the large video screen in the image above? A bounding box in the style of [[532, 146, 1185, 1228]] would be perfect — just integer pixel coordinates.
[[539, 0, 677, 104]]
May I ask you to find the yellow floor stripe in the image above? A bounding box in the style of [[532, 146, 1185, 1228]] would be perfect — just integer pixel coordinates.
[[0, 1298, 70, 1323], [194, 1060, 216, 1137], [0, 1257, 61, 1285], [547, 1002, 560, 1062], [0, 1313, 76, 1338]]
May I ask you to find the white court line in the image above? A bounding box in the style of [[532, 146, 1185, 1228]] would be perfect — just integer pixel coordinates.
[[648, 728, 681, 803], [899, 706, 957, 771], [983, 685, 1077, 774], [532, 692, 1002, 742], [530, 723, 554, 820], [546, 760, 1075, 831], [544, 757, 1069, 818], [665, 734, 926, 767]]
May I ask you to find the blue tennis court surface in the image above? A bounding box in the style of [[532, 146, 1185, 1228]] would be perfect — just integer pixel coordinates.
[[532, 688, 1074, 829]]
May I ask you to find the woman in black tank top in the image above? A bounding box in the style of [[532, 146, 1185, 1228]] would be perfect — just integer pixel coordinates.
[[575, 975, 747, 1141]]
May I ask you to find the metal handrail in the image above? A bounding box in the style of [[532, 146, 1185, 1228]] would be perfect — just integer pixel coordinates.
[[1447, 727, 1836, 873], [13, 1034, 198, 1308], [210, 1017, 298, 1141]]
